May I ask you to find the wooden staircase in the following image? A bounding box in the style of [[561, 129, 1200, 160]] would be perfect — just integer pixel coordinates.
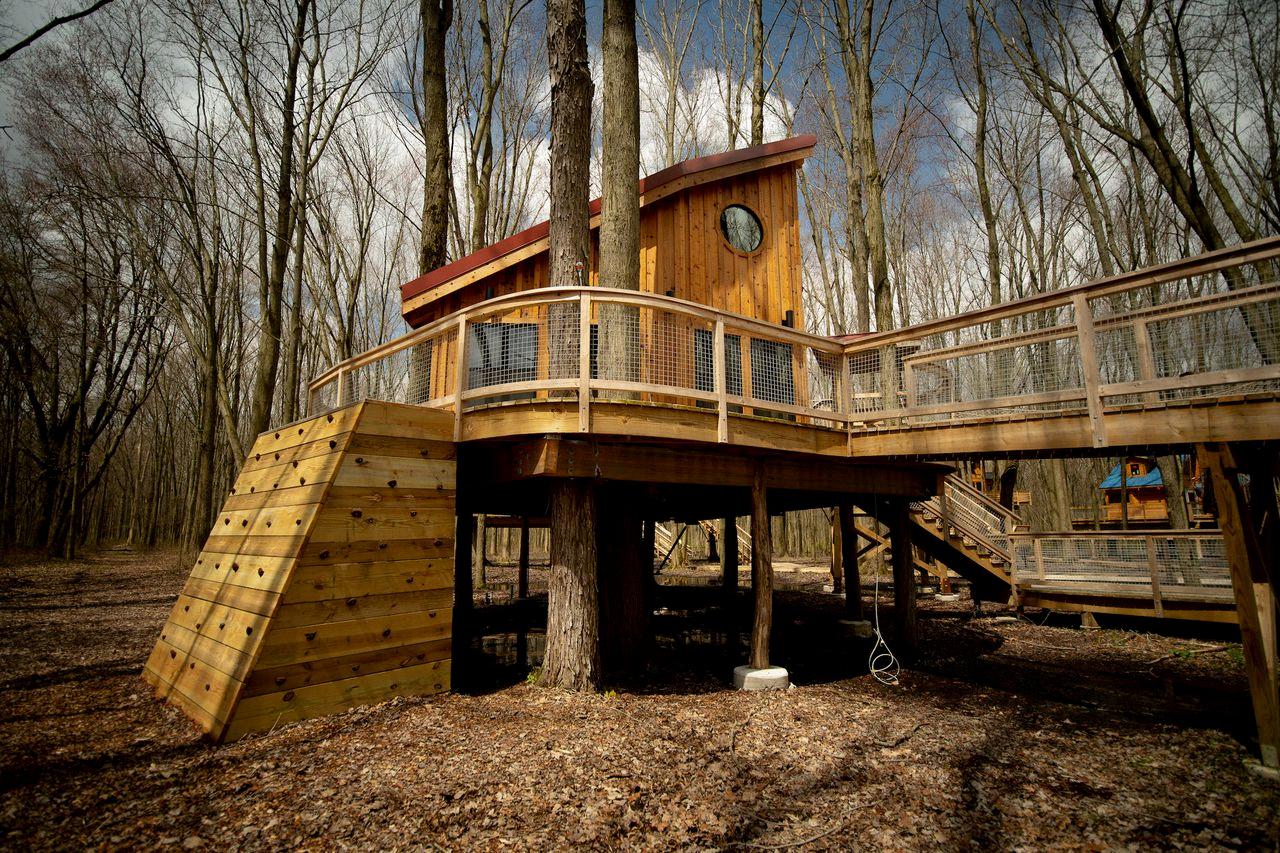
[[904, 476, 1017, 603]]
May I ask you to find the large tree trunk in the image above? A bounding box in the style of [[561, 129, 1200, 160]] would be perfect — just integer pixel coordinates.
[[749, 0, 764, 146], [598, 0, 641, 389], [420, 0, 452, 275], [546, 0, 593, 386], [542, 480, 602, 690]]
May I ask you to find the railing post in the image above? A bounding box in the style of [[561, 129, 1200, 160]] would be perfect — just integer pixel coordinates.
[[453, 315, 468, 443], [1131, 320, 1160, 404], [335, 368, 347, 408], [1071, 293, 1108, 447], [578, 292, 591, 432], [903, 362, 917, 408], [1146, 535, 1165, 618], [841, 354, 852, 456], [1034, 537, 1045, 580], [714, 318, 728, 443]]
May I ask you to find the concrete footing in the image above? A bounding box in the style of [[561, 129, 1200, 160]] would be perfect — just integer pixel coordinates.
[[838, 618, 874, 639], [935, 593, 960, 602], [734, 665, 790, 691], [1246, 760, 1280, 782]]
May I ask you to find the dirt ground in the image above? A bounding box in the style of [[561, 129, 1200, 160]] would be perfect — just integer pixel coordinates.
[[1, 550, 1277, 850]]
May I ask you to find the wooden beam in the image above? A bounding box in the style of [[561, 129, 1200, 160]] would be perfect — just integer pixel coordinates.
[[1199, 442, 1279, 768], [474, 436, 943, 499], [750, 464, 773, 669], [453, 504, 474, 683], [518, 516, 530, 600], [889, 500, 917, 657], [839, 503, 863, 620]]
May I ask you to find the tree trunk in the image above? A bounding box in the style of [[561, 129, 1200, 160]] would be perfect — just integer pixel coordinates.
[[749, 0, 764, 146], [420, 0, 453, 274], [546, 0, 593, 386], [749, 465, 773, 669], [598, 0, 641, 389], [541, 480, 601, 691], [830, 510, 844, 595]]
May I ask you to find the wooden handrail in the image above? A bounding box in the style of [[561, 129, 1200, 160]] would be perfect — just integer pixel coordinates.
[[842, 234, 1280, 354]]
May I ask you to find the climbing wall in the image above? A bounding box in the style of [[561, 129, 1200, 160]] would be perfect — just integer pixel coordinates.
[[143, 400, 456, 742]]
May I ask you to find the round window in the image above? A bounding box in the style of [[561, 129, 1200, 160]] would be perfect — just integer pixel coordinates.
[[720, 204, 763, 253]]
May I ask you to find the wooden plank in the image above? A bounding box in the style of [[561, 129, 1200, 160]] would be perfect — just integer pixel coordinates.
[[212, 504, 323, 539], [345, 434, 456, 461], [299, 537, 454, 564], [187, 551, 298, 594], [202, 534, 307, 559], [228, 453, 345, 497], [240, 433, 355, 474], [352, 399, 454, 441], [320, 487, 457, 514], [145, 640, 242, 724], [224, 660, 451, 742], [308, 507, 456, 543], [165, 594, 274, 651], [255, 609, 453, 669], [181, 577, 280, 617], [242, 638, 452, 698], [285, 559, 454, 603], [247, 406, 363, 457], [271, 588, 453, 630], [221, 483, 332, 512], [150, 621, 256, 682], [331, 456, 456, 491]]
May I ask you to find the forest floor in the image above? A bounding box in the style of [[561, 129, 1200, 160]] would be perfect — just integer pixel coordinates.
[[1, 549, 1277, 850]]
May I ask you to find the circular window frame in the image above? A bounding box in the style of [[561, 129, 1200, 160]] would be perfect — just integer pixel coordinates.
[[716, 202, 767, 257]]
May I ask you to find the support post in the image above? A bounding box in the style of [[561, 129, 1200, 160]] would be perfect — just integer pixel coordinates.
[[830, 510, 844, 595], [578, 293, 592, 432], [516, 515, 530, 669], [1199, 443, 1278, 769], [1146, 535, 1165, 618], [1071, 293, 1107, 447], [453, 505, 474, 685], [714, 318, 728, 443], [472, 514, 486, 592], [518, 516, 530, 600], [889, 500, 917, 657], [749, 464, 773, 670], [722, 516, 739, 650], [839, 503, 864, 620]]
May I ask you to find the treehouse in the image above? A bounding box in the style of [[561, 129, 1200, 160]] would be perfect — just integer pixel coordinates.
[[144, 136, 950, 741], [143, 141, 1280, 768]]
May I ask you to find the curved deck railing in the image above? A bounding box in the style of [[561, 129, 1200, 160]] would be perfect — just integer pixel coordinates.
[[308, 236, 1280, 450]]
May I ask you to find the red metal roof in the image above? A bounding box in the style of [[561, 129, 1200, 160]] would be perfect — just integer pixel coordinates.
[[399, 134, 817, 309]]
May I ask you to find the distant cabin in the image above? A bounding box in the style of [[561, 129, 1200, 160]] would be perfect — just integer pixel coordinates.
[[1074, 456, 1169, 528]]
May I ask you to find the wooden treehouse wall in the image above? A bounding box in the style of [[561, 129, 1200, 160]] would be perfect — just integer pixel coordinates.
[[143, 401, 456, 742], [410, 163, 804, 328]]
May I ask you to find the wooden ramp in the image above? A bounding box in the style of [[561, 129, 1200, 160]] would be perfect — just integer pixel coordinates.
[[143, 400, 456, 742]]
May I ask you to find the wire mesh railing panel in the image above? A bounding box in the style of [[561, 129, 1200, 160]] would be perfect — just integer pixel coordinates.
[[309, 376, 339, 415], [847, 350, 883, 416], [1145, 296, 1280, 397], [637, 308, 708, 395], [1011, 533, 1233, 600]]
